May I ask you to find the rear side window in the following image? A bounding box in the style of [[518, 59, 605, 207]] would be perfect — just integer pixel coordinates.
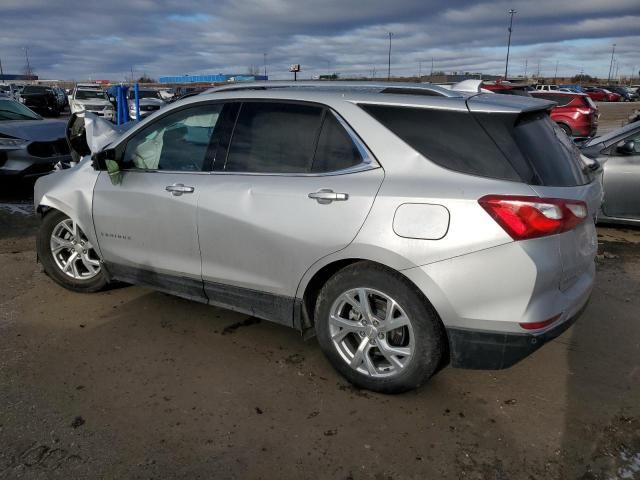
[[225, 102, 323, 173], [360, 104, 521, 181], [311, 113, 363, 172], [532, 94, 573, 106]]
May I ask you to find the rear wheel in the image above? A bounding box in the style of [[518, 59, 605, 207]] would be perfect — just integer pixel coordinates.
[[37, 210, 108, 293], [558, 123, 572, 136], [315, 262, 445, 393]]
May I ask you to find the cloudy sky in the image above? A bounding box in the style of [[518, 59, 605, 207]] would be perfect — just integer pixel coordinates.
[[1, 0, 639, 81]]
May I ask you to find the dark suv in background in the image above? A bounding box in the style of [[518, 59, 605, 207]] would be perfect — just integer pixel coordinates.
[[19, 85, 61, 117], [530, 91, 598, 137]]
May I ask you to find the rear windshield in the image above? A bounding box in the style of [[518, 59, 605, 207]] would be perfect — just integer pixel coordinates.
[[360, 104, 590, 187]]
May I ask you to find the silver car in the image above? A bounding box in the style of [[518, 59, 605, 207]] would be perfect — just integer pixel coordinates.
[[580, 121, 640, 225], [34, 82, 600, 393]]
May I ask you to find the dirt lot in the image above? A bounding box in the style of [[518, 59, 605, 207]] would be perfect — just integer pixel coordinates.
[[1, 104, 639, 479]]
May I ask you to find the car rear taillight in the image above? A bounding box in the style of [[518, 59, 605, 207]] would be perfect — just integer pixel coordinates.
[[576, 108, 594, 115], [478, 195, 588, 240], [519, 314, 561, 331]]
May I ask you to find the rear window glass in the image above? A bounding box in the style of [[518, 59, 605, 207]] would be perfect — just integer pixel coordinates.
[[477, 111, 590, 186], [359, 104, 521, 181], [361, 104, 590, 187], [531, 93, 573, 106]]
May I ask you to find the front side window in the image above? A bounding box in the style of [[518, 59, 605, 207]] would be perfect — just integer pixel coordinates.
[[122, 104, 222, 172], [225, 102, 323, 173]]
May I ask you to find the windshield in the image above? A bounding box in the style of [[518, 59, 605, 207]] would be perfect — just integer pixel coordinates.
[[75, 90, 107, 100], [22, 86, 50, 94], [0, 99, 41, 121], [129, 90, 160, 99]]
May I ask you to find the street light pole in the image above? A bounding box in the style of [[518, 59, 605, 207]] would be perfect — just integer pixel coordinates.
[[504, 9, 516, 80], [0, 56, 4, 82], [263, 53, 267, 78], [387, 32, 393, 81], [607, 43, 616, 83]]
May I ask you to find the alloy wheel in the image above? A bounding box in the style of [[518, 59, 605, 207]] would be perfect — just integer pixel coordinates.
[[329, 288, 415, 378], [50, 218, 101, 280]]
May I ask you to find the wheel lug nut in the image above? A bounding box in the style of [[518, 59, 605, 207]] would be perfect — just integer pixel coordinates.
[[378, 333, 384, 339], [359, 331, 366, 337], [373, 320, 379, 326], [361, 320, 367, 325]]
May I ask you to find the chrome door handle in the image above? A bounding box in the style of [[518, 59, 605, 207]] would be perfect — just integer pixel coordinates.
[[308, 189, 349, 204], [165, 183, 195, 196]]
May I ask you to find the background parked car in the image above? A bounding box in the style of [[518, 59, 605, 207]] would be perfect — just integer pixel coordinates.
[[0, 97, 70, 176], [18, 85, 60, 117], [580, 121, 640, 225], [481, 81, 531, 96], [584, 87, 612, 102], [603, 85, 638, 102], [534, 84, 560, 91], [530, 91, 598, 137], [0, 83, 19, 100], [127, 88, 165, 119], [71, 87, 115, 121]]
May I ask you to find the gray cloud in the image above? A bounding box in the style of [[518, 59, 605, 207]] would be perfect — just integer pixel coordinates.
[[0, 0, 638, 81]]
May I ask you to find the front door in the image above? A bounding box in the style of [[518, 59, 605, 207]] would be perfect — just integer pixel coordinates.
[[197, 101, 384, 324], [92, 102, 225, 301], [602, 133, 640, 220]]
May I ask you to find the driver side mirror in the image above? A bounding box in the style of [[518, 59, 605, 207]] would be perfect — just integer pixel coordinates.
[[93, 148, 122, 186], [617, 140, 636, 155]]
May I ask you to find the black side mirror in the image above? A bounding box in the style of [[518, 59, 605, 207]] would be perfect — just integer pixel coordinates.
[[617, 140, 636, 155]]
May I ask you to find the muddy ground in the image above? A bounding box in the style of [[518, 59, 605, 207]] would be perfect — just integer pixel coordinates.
[[1, 103, 639, 479]]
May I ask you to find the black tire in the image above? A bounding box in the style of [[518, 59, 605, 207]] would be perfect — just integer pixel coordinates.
[[37, 210, 108, 293], [314, 262, 445, 394], [558, 123, 572, 136]]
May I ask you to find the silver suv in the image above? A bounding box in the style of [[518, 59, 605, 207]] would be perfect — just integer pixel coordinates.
[[34, 82, 600, 393]]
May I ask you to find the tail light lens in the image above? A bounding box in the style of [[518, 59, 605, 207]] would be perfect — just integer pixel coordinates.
[[479, 195, 588, 240]]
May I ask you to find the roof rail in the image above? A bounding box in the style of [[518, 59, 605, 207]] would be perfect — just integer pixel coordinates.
[[202, 81, 462, 98]]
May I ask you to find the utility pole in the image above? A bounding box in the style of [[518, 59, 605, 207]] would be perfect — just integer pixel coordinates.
[[263, 53, 267, 78], [536, 60, 541, 79], [24, 47, 32, 80], [504, 9, 516, 80], [524, 59, 528, 79], [387, 32, 393, 81], [554, 60, 558, 83], [418, 61, 422, 79], [614, 61, 619, 82], [607, 43, 616, 83], [0, 56, 4, 82]]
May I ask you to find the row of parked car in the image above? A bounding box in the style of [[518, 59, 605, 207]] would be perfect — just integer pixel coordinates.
[[535, 83, 640, 102]]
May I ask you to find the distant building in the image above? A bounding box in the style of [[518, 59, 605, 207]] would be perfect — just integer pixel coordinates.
[[159, 74, 268, 83], [0, 74, 38, 81]]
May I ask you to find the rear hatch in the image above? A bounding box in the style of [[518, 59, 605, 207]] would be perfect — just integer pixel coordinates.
[[467, 95, 600, 291]]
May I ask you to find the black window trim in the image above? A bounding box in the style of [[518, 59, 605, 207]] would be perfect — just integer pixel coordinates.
[[109, 98, 379, 177]]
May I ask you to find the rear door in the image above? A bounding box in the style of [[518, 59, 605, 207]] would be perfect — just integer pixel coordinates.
[[197, 101, 384, 324]]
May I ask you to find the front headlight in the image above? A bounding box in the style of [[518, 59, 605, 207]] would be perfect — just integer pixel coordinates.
[[72, 102, 85, 111], [0, 137, 29, 149]]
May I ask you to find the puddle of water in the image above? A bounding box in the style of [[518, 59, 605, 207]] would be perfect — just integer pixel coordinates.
[[0, 203, 35, 216]]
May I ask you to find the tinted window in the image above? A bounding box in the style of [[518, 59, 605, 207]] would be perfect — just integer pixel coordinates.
[[532, 93, 573, 106], [478, 111, 590, 186], [360, 104, 521, 181], [225, 102, 323, 173], [22, 86, 50, 94], [122, 104, 222, 171], [311, 113, 363, 172]]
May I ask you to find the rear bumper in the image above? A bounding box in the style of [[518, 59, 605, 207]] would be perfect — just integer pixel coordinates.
[[446, 298, 589, 369]]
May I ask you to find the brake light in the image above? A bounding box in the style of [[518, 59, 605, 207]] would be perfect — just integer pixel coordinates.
[[520, 314, 561, 330], [478, 195, 588, 240]]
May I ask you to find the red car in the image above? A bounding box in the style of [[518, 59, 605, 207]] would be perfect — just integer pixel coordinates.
[[585, 87, 620, 102], [481, 81, 531, 96], [530, 91, 598, 137]]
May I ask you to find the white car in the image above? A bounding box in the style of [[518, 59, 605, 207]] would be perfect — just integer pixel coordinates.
[[127, 88, 165, 120], [535, 85, 560, 91], [71, 88, 114, 121]]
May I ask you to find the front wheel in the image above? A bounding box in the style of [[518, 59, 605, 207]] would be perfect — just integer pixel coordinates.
[[315, 262, 445, 394], [37, 210, 108, 293]]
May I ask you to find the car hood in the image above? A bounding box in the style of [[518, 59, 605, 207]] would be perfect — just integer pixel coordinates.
[[130, 98, 164, 106], [0, 119, 66, 141], [74, 98, 111, 106]]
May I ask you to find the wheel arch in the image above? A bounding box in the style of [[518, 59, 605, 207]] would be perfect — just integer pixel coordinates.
[[298, 257, 450, 369]]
